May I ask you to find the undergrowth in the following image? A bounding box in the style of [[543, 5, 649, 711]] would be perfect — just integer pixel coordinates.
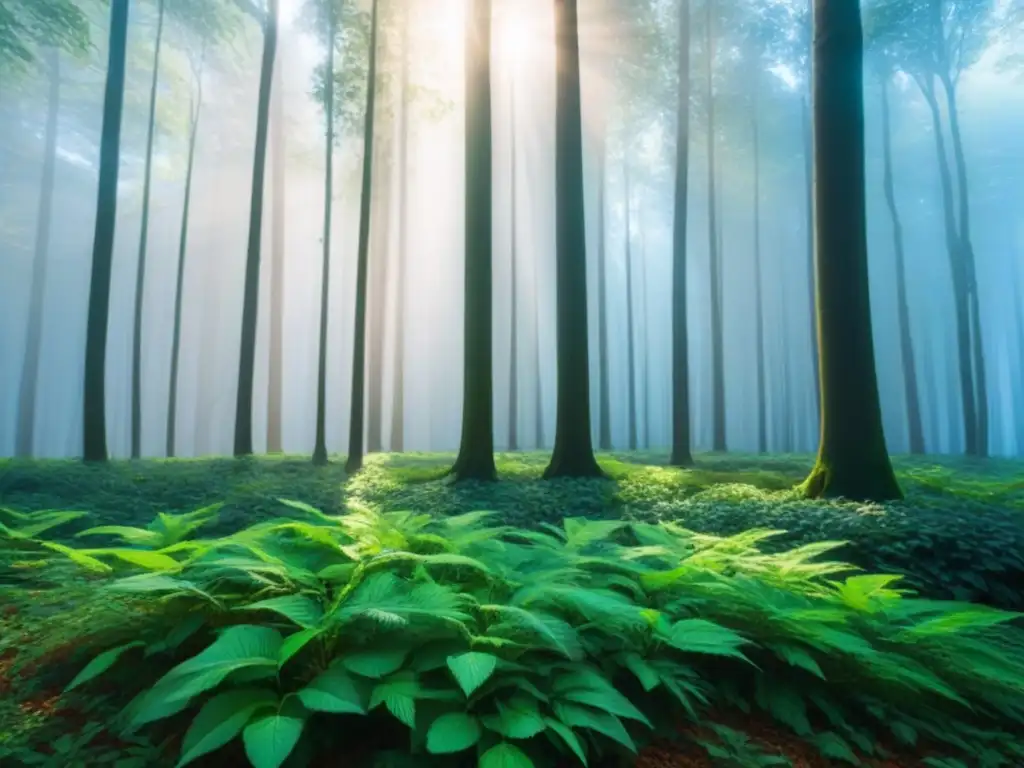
[[1, 501, 1023, 767]]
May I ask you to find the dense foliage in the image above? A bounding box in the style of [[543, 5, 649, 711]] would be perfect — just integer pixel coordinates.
[[2, 496, 1023, 766]]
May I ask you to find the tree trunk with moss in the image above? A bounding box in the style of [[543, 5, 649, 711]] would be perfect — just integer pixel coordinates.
[[452, 0, 497, 481], [799, 0, 901, 502], [544, 0, 602, 478]]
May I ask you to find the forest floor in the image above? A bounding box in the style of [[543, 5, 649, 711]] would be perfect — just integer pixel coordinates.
[[1, 451, 1023, 767]]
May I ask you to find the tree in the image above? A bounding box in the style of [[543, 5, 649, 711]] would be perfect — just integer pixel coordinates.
[[507, 76, 520, 452], [799, 0, 901, 502], [624, 146, 638, 451], [669, 0, 694, 466], [390, 1, 411, 453], [752, 73, 767, 455], [596, 128, 612, 452], [452, 0, 496, 481], [83, 0, 130, 462], [130, 0, 166, 460], [267, 28, 286, 455], [313, 0, 338, 466], [15, 47, 60, 458], [544, 0, 603, 478], [0, 0, 89, 70], [233, 0, 279, 457], [345, 0, 381, 474], [705, 0, 726, 452]]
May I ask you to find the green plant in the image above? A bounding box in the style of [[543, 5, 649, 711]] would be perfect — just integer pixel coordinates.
[[4, 501, 1024, 768], [695, 723, 792, 766]]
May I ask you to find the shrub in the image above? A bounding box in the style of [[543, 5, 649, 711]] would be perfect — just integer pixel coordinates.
[[3, 501, 1024, 768]]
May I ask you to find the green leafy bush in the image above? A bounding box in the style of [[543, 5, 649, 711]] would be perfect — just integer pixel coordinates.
[[4, 500, 1024, 768]]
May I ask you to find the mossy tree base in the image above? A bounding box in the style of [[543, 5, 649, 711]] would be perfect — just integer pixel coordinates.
[[542, 450, 606, 479], [799, 456, 903, 502]]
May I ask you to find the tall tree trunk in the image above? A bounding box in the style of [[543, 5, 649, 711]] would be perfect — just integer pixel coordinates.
[[534, 223, 545, 450], [639, 218, 650, 448], [267, 39, 286, 454], [624, 152, 638, 451], [800, 0, 901, 502], [507, 78, 519, 451], [452, 0, 496, 481], [83, 0, 130, 463], [544, 0, 602, 478], [705, 0, 725, 452], [366, 138, 392, 455], [167, 65, 203, 458], [130, 0, 165, 459], [16, 48, 60, 459], [918, 78, 977, 456], [596, 125, 612, 452], [234, 0, 279, 457], [752, 94, 767, 455], [346, 0, 380, 473], [800, 95, 820, 428], [937, 72, 987, 456], [670, 0, 693, 466], [390, 7, 410, 453], [879, 73, 924, 455], [313, 4, 337, 466]]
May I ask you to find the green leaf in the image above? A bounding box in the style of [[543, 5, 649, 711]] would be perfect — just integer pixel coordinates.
[[279, 628, 322, 667], [769, 644, 826, 680], [756, 679, 811, 737], [485, 698, 546, 739], [370, 673, 420, 728], [621, 653, 660, 692], [176, 688, 277, 767], [343, 647, 409, 679], [447, 652, 498, 697], [426, 712, 482, 754], [76, 525, 162, 547], [662, 619, 749, 660], [65, 641, 145, 691], [240, 595, 324, 628], [83, 548, 181, 571], [553, 702, 636, 753], [297, 666, 366, 714], [811, 732, 859, 764], [479, 742, 534, 768], [543, 717, 588, 766], [242, 700, 307, 768]]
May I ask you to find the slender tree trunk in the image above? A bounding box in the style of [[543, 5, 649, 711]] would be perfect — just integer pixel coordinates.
[[390, 8, 410, 453], [624, 152, 638, 451], [879, 74, 924, 455], [938, 72, 987, 457], [167, 67, 203, 458], [130, 0, 165, 459], [267, 41, 286, 454], [16, 48, 60, 458], [366, 138, 392, 455], [507, 78, 519, 451], [596, 125, 612, 452], [544, 0, 602, 478], [83, 0, 130, 463], [919, 78, 977, 456], [639, 219, 650, 448], [800, 0, 901, 502], [670, 0, 693, 466], [452, 0, 497, 481], [800, 95, 821, 429], [705, 0, 725, 452], [752, 95, 767, 454], [313, 5, 337, 466], [234, 0, 279, 457], [534, 225, 545, 450], [346, 0, 380, 473]]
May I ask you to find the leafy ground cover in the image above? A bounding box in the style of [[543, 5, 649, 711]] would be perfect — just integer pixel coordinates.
[[1, 497, 1022, 768], [2, 452, 1022, 608]]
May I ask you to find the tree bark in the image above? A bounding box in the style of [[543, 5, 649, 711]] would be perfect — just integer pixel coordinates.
[[669, 0, 693, 466], [638, 218, 650, 447], [167, 63, 203, 459], [390, 6, 411, 453], [83, 0, 130, 463], [799, 0, 901, 502], [345, 0, 380, 474], [752, 94, 767, 454], [705, 0, 725, 453], [918, 78, 977, 456], [624, 151, 638, 451], [267, 36, 286, 454], [452, 0, 497, 481], [507, 77, 519, 451], [16, 48, 60, 459], [544, 0, 602, 478], [366, 137, 392, 455], [937, 72, 987, 457], [879, 73, 924, 455], [800, 95, 821, 430], [129, 0, 165, 459], [234, 0, 279, 457], [313, 3, 337, 466], [596, 124, 612, 452]]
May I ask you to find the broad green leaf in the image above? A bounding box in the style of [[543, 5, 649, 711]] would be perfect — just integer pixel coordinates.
[[176, 688, 277, 767], [242, 700, 307, 768], [663, 619, 749, 660], [65, 641, 145, 691], [621, 653, 660, 692], [558, 688, 650, 727], [279, 628, 322, 667], [76, 525, 162, 546], [544, 717, 588, 765], [426, 712, 482, 754], [38, 541, 112, 573], [277, 499, 331, 520], [240, 595, 323, 628], [343, 647, 409, 679], [369, 673, 419, 727], [297, 666, 366, 714], [84, 548, 182, 571], [485, 698, 546, 739], [769, 644, 826, 680], [756, 680, 811, 737], [447, 652, 498, 697], [479, 742, 534, 768], [811, 732, 858, 764], [553, 702, 636, 752]]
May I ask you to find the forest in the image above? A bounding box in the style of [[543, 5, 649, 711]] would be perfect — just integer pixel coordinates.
[[1, 0, 1023, 765]]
